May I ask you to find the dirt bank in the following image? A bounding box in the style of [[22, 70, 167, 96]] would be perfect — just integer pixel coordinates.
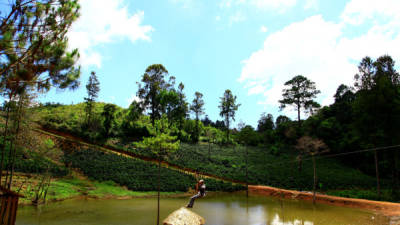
[[249, 185, 400, 217]]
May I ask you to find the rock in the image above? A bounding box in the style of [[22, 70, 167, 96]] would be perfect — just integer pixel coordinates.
[[163, 207, 205, 225]]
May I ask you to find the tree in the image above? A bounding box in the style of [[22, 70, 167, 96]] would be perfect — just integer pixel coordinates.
[[275, 115, 291, 129], [121, 101, 147, 139], [204, 126, 217, 159], [257, 113, 274, 132], [134, 126, 179, 225], [84, 71, 100, 129], [176, 83, 188, 140], [102, 104, 117, 137], [190, 92, 204, 142], [353, 55, 400, 198], [126, 100, 143, 122], [158, 89, 179, 127], [137, 64, 174, 126], [219, 89, 240, 141], [296, 136, 329, 204], [201, 115, 212, 127], [237, 125, 259, 146], [0, 0, 81, 189], [279, 75, 320, 127], [0, 0, 81, 92]]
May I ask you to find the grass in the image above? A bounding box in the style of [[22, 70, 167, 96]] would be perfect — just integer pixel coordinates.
[[114, 141, 379, 191], [326, 189, 397, 202], [13, 173, 183, 205]]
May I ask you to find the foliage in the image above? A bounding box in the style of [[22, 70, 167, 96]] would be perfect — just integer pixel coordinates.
[[257, 113, 274, 132], [101, 104, 117, 137], [279, 75, 320, 126], [64, 149, 244, 192], [175, 83, 189, 140], [0, 0, 81, 95], [84, 71, 100, 131], [236, 125, 260, 146], [219, 89, 240, 141], [134, 130, 180, 160], [137, 64, 174, 125], [190, 91, 205, 142]]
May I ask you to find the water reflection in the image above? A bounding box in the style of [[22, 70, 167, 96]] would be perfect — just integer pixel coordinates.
[[16, 193, 387, 225], [270, 214, 313, 225]]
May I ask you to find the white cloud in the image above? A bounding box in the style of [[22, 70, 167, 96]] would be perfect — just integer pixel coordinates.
[[341, 0, 400, 25], [260, 25, 268, 33], [216, 15, 221, 21], [304, 0, 318, 10], [220, 0, 297, 12], [238, 10, 400, 117], [126, 94, 141, 107], [68, 0, 154, 67]]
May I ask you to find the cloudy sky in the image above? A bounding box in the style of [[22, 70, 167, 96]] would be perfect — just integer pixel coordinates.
[[38, 0, 400, 127]]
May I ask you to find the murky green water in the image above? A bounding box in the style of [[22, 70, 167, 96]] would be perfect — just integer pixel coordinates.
[[16, 192, 388, 225]]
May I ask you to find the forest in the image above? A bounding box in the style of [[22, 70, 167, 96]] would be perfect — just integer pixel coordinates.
[[30, 55, 400, 202], [0, 2, 400, 224]]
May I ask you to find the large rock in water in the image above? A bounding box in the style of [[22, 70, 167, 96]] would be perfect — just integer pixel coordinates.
[[163, 207, 205, 225]]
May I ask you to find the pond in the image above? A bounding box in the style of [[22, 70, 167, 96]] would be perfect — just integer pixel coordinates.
[[16, 192, 388, 225]]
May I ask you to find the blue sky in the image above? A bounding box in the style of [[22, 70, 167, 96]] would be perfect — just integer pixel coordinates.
[[37, 0, 400, 128]]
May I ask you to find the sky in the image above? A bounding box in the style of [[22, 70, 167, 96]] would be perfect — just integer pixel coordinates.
[[35, 0, 400, 128]]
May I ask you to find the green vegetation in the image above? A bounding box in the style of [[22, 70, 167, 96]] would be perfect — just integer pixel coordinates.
[[63, 148, 245, 192], [1, 1, 399, 205], [14, 174, 183, 205]]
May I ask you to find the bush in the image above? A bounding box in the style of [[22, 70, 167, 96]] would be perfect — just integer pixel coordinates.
[[64, 148, 245, 192]]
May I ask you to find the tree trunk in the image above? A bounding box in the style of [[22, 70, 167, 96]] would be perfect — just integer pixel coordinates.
[[297, 102, 301, 127], [195, 117, 199, 142], [298, 155, 302, 173], [8, 96, 24, 189], [8, 99, 22, 190], [0, 103, 11, 184], [374, 150, 380, 199], [157, 158, 160, 225], [312, 155, 316, 205], [226, 117, 230, 141]]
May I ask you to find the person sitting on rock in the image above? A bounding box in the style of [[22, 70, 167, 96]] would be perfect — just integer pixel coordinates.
[[186, 179, 206, 208]]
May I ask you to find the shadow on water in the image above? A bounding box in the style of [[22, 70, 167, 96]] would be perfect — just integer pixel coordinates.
[[16, 192, 389, 225]]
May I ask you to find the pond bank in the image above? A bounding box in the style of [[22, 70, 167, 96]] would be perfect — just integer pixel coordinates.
[[249, 185, 400, 217]]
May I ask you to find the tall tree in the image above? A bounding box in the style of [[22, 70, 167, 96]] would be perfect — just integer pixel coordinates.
[[0, 0, 81, 189], [279, 75, 320, 127], [219, 89, 240, 141], [158, 89, 179, 126], [137, 64, 174, 126], [84, 71, 100, 128], [353, 55, 400, 198], [102, 104, 117, 137], [190, 92, 204, 142], [176, 83, 188, 139], [0, 0, 81, 92]]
